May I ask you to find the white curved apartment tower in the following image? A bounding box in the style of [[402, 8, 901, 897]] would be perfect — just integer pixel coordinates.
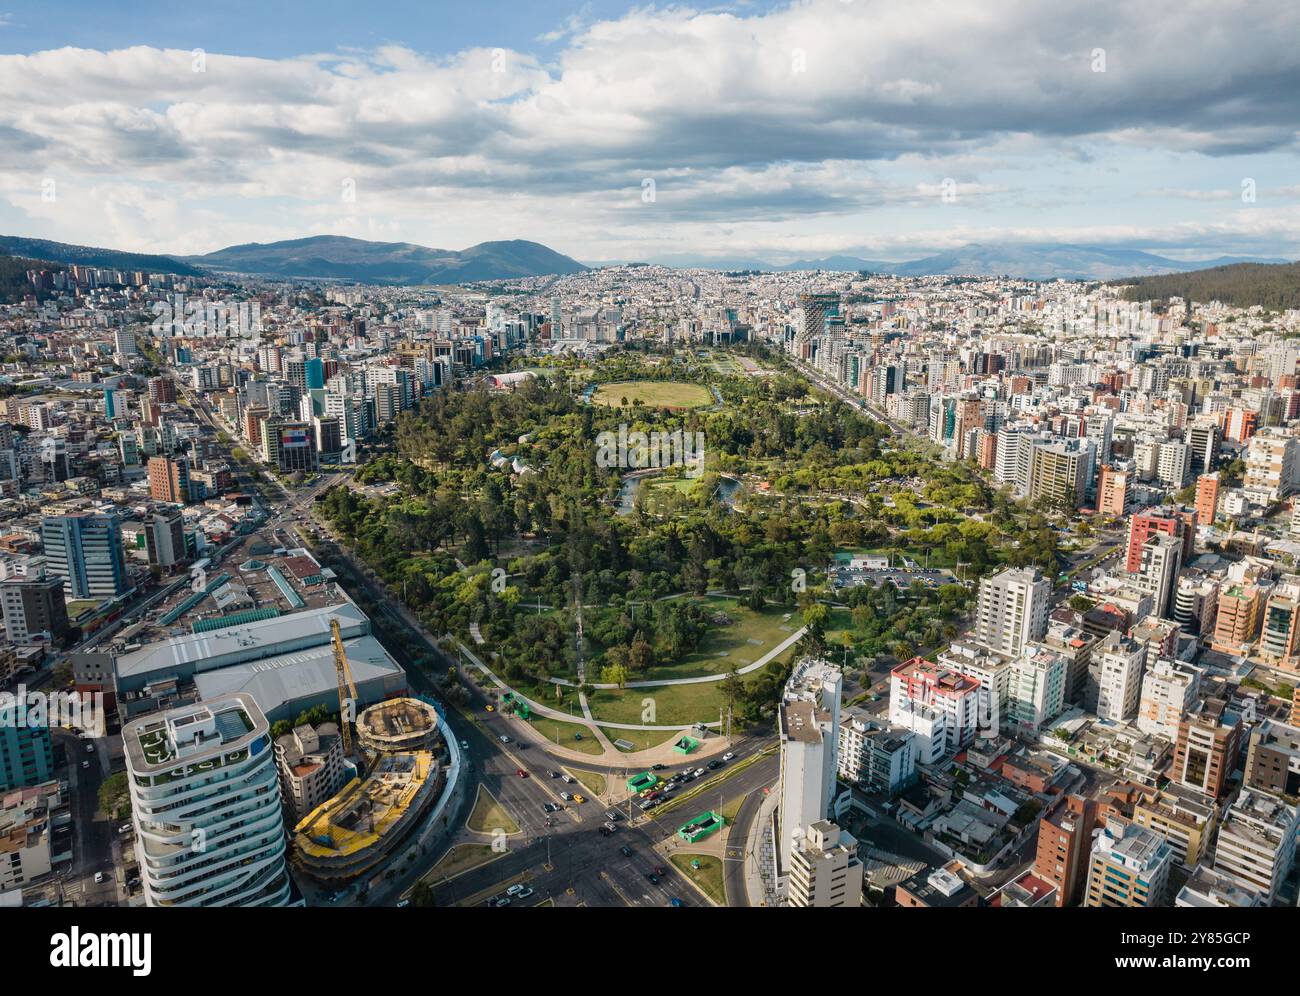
[[124, 692, 292, 907]]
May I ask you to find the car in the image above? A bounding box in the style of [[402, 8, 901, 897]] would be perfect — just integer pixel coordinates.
[[654, 865, 666, 876], [599, 825, 613, 837], [488, 895, 511, 907], [652, 763, 666, 770], [118, 823, 132, 834], [542, 803, 559, 813], [548, 769, 559, 778], [93, 872, 105, 884], [516, 742, 529, 750], [692, 768, 705, 778], [708, 760, 723, 770], [573, 794, 586, 804], [460, 740, 470, 751], [605, 810, 622, 822], [498, 734, 510, 743], [669, 897, 684, 908], [722, 751, 735, 761], [561, 773, 574, 783], [619, 845, 634, 857], [395, 899, 410, 908], [646, 872, 660, 885], [638, 799, 657, 811], [81, 760, 90, 769], [485, 704, 495, 712], [560, 791, 572, 801], [514, 887, 534, 900], [85, 743, 95, 753], [603, 821, 618, 833], [516, 768, 528, 778], [505, 883, 528, 897]]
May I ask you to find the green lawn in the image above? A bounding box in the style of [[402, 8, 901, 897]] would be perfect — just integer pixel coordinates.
[[523, 714, 604, 755], [591, 380, 712, 410], [587, 679, 727, 728], [670, 853, 726, 906], [423, 844, 504, 882], [589, 595, 798, 682], [466, 787, 519, 834], [600, 727, 683, 752], [563, 767, 607, 797]]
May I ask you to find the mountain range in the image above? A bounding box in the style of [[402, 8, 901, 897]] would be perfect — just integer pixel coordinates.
[[626, 244, 1289, 280], [0, 233, 1291, 284]]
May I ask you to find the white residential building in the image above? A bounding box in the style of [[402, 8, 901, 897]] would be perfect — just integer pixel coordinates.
[[1006, 645, 1068, 733], [1094, 631, 1146, 723], [1136, 659, 1200, 740], [1212, 788, 1298, 906], [787, 819, 862, 908], [777, 658, 843, 875], [973, 567, 1050, 658], [123, 693, 294, 907]]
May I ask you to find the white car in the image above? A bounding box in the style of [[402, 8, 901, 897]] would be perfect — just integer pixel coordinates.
[[692, 768, 706, 778], [722, 751, 735, 762], [505, 883, 527, 897], [85, 743, 95, 753], [81, 761, 90, 769], [93, 872, 105, 884]]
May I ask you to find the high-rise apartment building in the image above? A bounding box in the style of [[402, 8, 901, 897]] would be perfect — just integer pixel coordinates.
[[1171, 698, 1242, 799], [1083, 819, 1172, 907], [124, 693, 293, 907], [1033, 795, 1096, 907], [973, 567, 1050, 658], [786, 820, 862, 908], [1194, 472, 1219, 526]]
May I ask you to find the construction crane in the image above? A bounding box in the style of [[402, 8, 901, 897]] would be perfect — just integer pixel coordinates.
[[331, 618, 359, 756]]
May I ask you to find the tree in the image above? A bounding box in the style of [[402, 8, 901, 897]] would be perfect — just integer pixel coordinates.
[[600, 662, 630, 688], [410, 881, 437, 907]]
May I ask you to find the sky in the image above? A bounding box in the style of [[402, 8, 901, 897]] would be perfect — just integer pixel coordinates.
[[1, 0, 1300, 265]]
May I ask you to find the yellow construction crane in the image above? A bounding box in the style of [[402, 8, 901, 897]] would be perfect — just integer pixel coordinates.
[[331, 618, 359, 756]]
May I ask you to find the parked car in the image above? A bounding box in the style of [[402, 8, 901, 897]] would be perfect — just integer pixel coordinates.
[[692, 768, 706, 778], [498, 734, 510, 743], [85, 744, 95, 753], [93, 872, 105, 884], [573, 794, 586, 804], [603, 821, 618, 833], [708, 760, 723, 770], [505, 884, 528, 897], [561, 774, 574, 784], [395, 899, 410, 908], [605, 810, 622, 822], [560, 791, 572, 801], [619, 845, 633, 857], [722, 751, 735, 761], [81, 761, 90, 769]]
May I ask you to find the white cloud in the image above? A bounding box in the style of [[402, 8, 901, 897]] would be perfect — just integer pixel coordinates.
[[1, 0, 1298, 259]]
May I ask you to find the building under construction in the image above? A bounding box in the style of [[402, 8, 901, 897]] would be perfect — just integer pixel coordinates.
[[355, 697, 441, 753], [292, 750, 443, 884]]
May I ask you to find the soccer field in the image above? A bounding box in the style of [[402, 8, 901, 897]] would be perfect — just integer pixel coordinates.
[[591, 380, 713, 410]]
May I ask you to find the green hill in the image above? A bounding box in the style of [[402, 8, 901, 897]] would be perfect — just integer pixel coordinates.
[[1115, 261, 1300, 309]]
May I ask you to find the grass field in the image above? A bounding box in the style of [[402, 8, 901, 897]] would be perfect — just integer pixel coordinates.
[[424, 843, 504, 882], [587, 679, 726, 727], [591, 380, 712, 410], [466, 786, 519, 834], [589, 595, 799, 682], [563, 767, 607, 797], [600, 727, 684, 752], [523, 714, 604, 755], [670, 853, 726, 905]]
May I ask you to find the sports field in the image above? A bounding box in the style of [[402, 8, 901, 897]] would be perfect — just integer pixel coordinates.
[[591, 380, 712, 410]]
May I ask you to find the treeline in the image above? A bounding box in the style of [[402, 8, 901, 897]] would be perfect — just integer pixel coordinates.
[[1116, 261, 1300, 310]]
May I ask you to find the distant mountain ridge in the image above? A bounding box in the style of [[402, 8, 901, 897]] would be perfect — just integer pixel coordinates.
[[0, 234, 203, 276], [618, 243, 1290, 280], [1, 233, 1291, 285], [184, 235, 588, 284], [0, 233, 587, 285]]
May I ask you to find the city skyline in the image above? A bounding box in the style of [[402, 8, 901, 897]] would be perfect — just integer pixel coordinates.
[[1, 0, 1300, 264]]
